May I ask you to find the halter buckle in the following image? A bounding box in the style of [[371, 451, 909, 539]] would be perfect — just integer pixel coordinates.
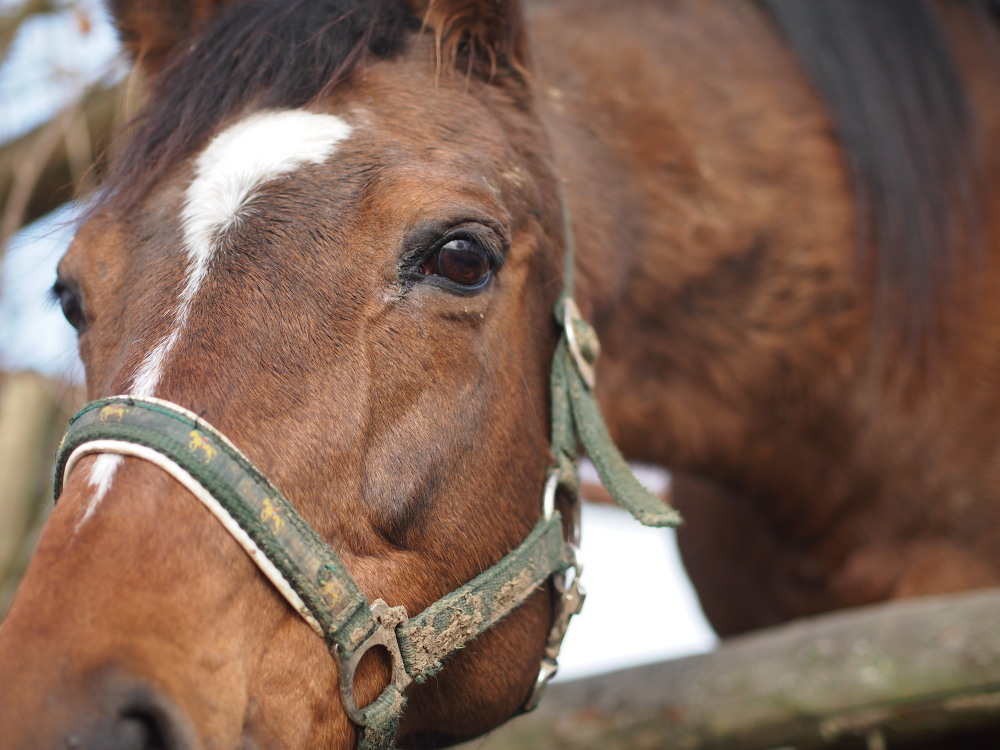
[[563, 298, 600, 389], [336, 599, 412, 726]]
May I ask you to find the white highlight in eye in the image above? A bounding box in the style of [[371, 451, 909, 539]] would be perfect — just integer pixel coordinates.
[[78, 110, 352, 528]]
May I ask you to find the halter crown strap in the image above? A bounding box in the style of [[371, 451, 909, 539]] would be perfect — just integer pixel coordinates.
[[55, 397, 572, 750]]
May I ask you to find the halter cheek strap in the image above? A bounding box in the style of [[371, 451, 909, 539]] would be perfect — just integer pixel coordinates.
[[547, 186, 682, 531]]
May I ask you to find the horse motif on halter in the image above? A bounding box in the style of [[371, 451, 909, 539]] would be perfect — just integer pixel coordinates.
[[98, 403, 127, 423], [260, 497, 286, 535], [317, 563, 345, 607], [187, 430, 217, 465]]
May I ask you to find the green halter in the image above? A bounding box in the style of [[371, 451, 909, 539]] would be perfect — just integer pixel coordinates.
[[53, 202, 679, 749]]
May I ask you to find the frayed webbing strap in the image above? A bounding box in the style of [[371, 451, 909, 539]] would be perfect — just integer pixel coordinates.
[[549, 326, 681, 528], [397, 516, 571, 681], [357, 687, 406, 750]]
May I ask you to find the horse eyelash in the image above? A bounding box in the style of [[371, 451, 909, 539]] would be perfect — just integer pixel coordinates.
[[47, 281, 64, 307]]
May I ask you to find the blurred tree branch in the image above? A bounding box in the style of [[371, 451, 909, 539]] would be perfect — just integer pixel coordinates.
[[0, 0, 60, 67], [0, 81, 126, 253]]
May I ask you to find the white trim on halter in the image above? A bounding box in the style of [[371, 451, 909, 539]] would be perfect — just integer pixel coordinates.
[[64, 439, 326, 639]]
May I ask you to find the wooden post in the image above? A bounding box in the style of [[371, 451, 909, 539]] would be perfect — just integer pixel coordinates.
[[0, 373, 54, 579], [0, 372, 83, 615]]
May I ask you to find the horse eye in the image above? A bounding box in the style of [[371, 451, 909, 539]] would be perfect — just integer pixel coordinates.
[[51, 280, 85, 331], [422, 239, 493, 287]]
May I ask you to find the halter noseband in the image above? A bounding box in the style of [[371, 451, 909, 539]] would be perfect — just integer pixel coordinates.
[[53, 203, 679, 750]]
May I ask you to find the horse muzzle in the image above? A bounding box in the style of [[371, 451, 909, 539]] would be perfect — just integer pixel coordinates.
[[0, 664, 199, 750]]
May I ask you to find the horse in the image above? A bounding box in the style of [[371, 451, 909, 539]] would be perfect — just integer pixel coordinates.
[[3, 0, 1000, 747]]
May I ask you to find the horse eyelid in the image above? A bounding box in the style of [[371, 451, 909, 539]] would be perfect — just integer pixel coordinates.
[[50, 277, 87, 331], [47, 280, 63, 306], [399, 222, 505, 278], [403, 216, 508, 255], [420, 269, 495, 296]]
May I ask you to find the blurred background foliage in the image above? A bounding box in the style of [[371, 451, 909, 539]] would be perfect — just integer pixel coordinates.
[[0, 0, 125, 614]]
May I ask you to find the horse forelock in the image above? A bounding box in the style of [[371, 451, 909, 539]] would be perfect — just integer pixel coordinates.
[[99, 0, 417, 217]]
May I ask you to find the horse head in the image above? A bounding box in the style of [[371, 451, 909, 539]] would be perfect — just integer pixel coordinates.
[[0, 0, 610, 746]]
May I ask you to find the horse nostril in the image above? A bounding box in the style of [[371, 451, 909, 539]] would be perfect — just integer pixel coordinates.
[[117, 709, 167, 750], [83, 710, 173, 750], [76, 681, 194, 750], [89, 711, 159, 750]]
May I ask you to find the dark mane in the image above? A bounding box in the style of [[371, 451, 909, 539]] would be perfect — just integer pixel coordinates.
[[760, 0, 988, 344], [102, 0, 416, 214]]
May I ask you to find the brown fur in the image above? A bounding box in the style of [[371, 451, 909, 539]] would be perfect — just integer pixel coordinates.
[[2, 0, 1000, 747], [538, 0, 1000, 635]]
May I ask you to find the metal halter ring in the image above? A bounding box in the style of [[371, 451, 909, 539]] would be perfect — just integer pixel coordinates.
[[563, 298, 599, 389], [335, 600, 412, 725], [524, 546, 586, 712]]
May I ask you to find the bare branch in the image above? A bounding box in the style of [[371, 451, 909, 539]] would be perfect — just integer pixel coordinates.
[[0, 0, 60, 66], [0, 82, 126, 252]]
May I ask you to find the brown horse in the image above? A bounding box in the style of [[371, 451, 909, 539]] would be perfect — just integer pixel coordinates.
[[3, 0, 1000, 747]]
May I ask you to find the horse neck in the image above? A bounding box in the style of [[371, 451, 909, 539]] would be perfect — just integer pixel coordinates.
[[533, 0, 1000, 538], [534, 0, 1000, 629], [532, 0, 844, 468]]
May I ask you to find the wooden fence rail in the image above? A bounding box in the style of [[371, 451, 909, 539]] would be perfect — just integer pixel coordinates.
[[457, 588, 1000, 749]]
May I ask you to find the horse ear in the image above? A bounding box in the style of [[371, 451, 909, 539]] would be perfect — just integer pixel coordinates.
[[107, 0, 240, 76], [405, 0, 529, 77]]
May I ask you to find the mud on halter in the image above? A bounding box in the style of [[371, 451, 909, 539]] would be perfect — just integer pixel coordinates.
[[53, 210, 679, 750]]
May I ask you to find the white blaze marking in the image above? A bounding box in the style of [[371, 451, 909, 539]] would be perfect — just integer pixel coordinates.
[[80, 109, 353, 525], [78, 454, 124, 529], [130, 109, 353, 399]]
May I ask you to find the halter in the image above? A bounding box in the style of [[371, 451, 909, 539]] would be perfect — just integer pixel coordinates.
[[53, 197, 679, 750]]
